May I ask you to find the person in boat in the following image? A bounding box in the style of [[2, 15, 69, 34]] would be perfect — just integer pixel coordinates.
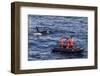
[[59, 37, 65, 48], [66, 36, 75, 48], [66, 37, 69, 48]]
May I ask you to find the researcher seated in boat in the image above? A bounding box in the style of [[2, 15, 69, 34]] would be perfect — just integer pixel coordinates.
[[59, 36, 65, 48], [66, 36, 75, 48]]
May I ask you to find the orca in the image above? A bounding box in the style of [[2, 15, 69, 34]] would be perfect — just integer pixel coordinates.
[[33, 26, 51, 36], [33, 32, 42, 36]]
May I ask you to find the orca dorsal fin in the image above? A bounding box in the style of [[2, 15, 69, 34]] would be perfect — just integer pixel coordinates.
[[36, 26, 40, 33]]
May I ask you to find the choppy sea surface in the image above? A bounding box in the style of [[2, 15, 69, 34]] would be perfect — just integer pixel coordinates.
[[28, 15, 88, 61]]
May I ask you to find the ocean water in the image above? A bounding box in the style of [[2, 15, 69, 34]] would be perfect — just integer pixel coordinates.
[[28, 15, 88, 61]]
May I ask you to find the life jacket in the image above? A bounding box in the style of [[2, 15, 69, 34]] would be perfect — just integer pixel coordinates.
[[66, 38, 74, 48], [66, 39, 70, 48], [69, 38, 74, 46], [59, 38, 64, 46]]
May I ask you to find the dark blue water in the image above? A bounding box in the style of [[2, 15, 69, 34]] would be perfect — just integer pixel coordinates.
[[28, 15, 88, 61]]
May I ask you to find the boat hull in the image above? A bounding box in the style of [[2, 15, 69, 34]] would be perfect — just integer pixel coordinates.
[[52, 47, 84, 53]]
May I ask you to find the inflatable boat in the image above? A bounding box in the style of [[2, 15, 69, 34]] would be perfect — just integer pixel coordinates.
[[52, 47, 84, 53]]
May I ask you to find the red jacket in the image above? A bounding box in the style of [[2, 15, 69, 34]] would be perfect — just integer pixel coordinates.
[[59, 37, 64, 46], [66, 38, 74, 48], [69, 38, 74, 46]]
